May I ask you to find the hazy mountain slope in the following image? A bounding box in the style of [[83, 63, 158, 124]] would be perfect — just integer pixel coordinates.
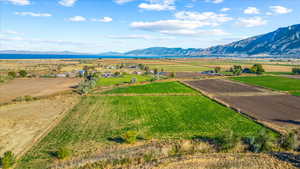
[[206, 24, 300, 55], [125, 47, 203, 56]]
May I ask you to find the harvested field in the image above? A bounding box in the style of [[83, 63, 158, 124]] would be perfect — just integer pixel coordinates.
[[184, 79, 264, 94], [0, 95, 79, 156], [0, 78, 81, 103], [217, 95, 300, 128], [156, 154, 297, 169], [165, 72, 206, 79]]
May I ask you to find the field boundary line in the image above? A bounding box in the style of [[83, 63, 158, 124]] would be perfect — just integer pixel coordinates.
[[89, 93, 199, 97], [16, 95, 81, 160], [180, 81, 285, 134]]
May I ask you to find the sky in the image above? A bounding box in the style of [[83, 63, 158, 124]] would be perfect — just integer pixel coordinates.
[[0, 0, 299, 53]]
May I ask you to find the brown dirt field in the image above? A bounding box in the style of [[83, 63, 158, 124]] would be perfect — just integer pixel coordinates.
[[0, 95, 79, 156], [0, 78, 81, 103], [165, 72, 206, 78], [184, 79, 264, 94], [156, 154, 297, 169], [217, 95, 300, 128]]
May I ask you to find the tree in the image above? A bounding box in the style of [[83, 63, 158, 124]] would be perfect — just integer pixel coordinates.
[[170, 72, 176, 78], [0, 151, 16, 169], [18, 70, 28, 77], [131, 77, 137, 84], [56, 147, 71, 160], [231, 65, 243, 76], [292, 68, 300, 75], [214, 67, 221, 73], [280, 131, 299, 151], [251, 64, 265, 74], [8, 71, 17, 78], [153, 68, 158, 75]]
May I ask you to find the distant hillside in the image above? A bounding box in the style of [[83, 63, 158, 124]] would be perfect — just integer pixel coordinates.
[[205, 24, 300, 55], [125, 47, 203, 56]]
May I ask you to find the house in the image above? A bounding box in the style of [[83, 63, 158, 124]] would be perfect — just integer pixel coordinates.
[[102, 72, 113, 78]]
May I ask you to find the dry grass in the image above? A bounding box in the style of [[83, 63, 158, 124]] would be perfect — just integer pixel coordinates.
[[0, 95, 79, 156]]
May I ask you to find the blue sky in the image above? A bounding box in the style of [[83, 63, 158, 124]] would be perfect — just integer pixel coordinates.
[[0, 0, 299, 53]]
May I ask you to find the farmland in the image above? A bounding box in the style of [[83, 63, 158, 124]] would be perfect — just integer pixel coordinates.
[[102, 82, 196, 94], [0, 95, 79, 156], [96, 74, 152, 86], [230, 76, 300, 95], [0, 78, 80, 104], [16, 83, 272, 168]]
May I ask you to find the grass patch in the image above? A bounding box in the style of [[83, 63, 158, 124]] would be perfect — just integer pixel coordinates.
[[102, 82, 196, 94], [290, 91, 300, 96], [17, 95, 274, 168], [96, 75, 152, 87], [230, 76, 300, 91]]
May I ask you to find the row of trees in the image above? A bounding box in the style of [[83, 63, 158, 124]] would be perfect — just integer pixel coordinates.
[[7, 70, 28, 78], [292, 68, 300, 74], [228, 64, 265, 76]]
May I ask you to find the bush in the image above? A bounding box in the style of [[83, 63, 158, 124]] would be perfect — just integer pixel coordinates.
[[19, 70, 28, 77], [56, 147, 71, 160], [292, 68, 300, 75], [251, 64, 265, 74], [280, 131, 299, 151], [216, 130, 240, 152], [8, 71, 17, 78], [170, 72, 176, 78], [122, 130, 138, 144], [247, 129, 275, 153], [130, 77, 137, 84], [0, 151, 16, 169], [214, 67, 221, 73], [230, 65, 243, 76]]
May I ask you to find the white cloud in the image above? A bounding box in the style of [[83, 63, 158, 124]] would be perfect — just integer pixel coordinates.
[[3, 0, 30, 5], [139, 0, 176, 11], [175, 11, 232, 25], [270, 6, 292, 14], [108, 34, 174, 40], [59, 0, 78, 7], [15, 12, 52, 17], [244, 7, 260, 14], [237, 17, 267, 27], [91, 17, 113, 23], [68, 16, 86, 22], [205, 0, 223, 4], [220, 8, 230, 12], [114, 0, 135, 4], [160, 29, 228, 36]]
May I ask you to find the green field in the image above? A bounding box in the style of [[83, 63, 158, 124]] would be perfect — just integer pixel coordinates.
[[230, 76, 300, 92], [17, 95, 272, 168], [290, 91, 300, 96], [102, 82, 196, 94], [96, 74, 152, 86]]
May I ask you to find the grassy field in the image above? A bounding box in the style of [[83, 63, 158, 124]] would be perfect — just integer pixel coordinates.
[[17, 92, 272, 168], [290, 91, 300, 96], [230, 76, 300, 92], [96, 74, 152, 86], [102, 82, 196, 94]]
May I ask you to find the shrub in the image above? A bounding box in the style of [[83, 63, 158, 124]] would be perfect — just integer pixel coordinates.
[[292, 68, 300, 75], [251, 64, 265, 74], [216, 130, 240, 152], [8, 71, 17, 78], [230, 65, 243, 76], [18, 70, 28, 77], [24, 95, 34, 101], [280, 131, 299, 151], [247, 129, 275, 153], [214, 67, 221, 73], [122, 130, 138, 144], [56, 147, 71, 160], [170, 72, 176, 78], [130, 77, 137, 84], [0, 151, 16, 169]]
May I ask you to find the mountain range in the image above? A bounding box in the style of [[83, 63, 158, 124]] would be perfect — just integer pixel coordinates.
[[1, 24, 300, 57]]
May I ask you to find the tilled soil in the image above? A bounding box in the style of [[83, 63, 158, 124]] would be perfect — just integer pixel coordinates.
[[185, 79, 263, 93], [0, 78, 81, 104], [217, 95, 300, 127]]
